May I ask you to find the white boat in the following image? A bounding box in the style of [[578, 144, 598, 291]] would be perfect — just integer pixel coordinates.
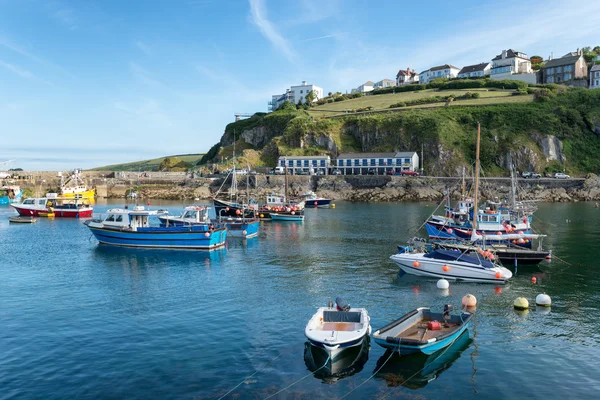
[[391, 248, 512, 283], [305, 298, 371, 362], [303, 190, 331, 208], [158, 206, 212, 226]]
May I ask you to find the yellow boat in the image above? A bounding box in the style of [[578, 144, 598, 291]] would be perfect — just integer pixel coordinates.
[[60, 188, 96, 199], [54, 169, 96, 199], [39, 212, 55, 218]]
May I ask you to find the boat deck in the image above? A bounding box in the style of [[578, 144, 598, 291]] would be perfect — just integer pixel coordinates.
[[321, 322, 363, 332], [399, 322, 459, 341]]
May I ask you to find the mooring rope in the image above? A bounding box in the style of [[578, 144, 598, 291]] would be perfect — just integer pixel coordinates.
[[217, 353, 284, 400], [337, 348, 397, 400], [263, 355, 331, 400]]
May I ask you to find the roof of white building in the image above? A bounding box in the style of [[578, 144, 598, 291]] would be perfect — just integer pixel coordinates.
[[590, 64, 600, 72], [458, 62, 490, 74], [278, 155, 330, 160], [337, 152, 417, 159]]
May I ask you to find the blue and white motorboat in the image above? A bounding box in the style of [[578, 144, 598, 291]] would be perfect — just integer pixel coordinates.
[[303, 190, 331, 208], [217, 216, 260, 238], [391, 246, 512, 283], [158, 205, 212, 227], [84, 206, 227, 249], [305, 298, 371, 362], [373, 305, 472, 355]]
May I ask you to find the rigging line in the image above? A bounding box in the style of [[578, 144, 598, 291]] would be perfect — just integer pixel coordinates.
[[263, 355, 331, 400], [218, 344, 297, 400], [413, 197, 446, 236], [377, 312, 468, 400], [338, 349, 397, 400]]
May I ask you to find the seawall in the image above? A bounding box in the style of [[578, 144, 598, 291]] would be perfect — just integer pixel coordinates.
[[7, 172, 600, 202]]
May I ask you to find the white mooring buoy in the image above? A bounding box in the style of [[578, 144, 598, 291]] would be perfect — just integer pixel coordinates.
[[514, 297, 529, 310], [536, 293, 552, 307], [437, 278, 449, 289]]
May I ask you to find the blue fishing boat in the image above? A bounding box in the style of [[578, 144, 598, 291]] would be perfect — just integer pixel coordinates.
[[84, 206, 227, 249], [373, 306, 472, 355], [0, 186, 22, 205], [270, 212, 304, 221]]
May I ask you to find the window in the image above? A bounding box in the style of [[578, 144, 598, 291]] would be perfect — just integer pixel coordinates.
[[288, 160, 293, 167], [354, 159, 359, 166], [106, 214, 115, 221], [303, 160, 309, 167], [596, 72, 600, 78], [564, 73, 572, 81], [320, 160, 325, 166], [404, 158, 411, 164], [564, 65, 573, 72], [387, 158, 393, 165], [596, 80, 599, 87], [556, 66, 562, 73], [362, 159, 367, 166], [395, 158, 401, 165], [116, 215, 123, 222], [24, 199, 34, 205], [300, 90, 303, 94], [378, 158, 384, 165], [311, 160, 317, 166], [548, 67, 554, 74], [547, 76, 554, 83]]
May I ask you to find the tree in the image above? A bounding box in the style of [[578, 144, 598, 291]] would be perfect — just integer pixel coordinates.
[[593, 46, 600, 54], [530, 55, 544, 71], [305, 90, 317, 104], [276, 101, 295, 111], [327, 91, 332, 97]]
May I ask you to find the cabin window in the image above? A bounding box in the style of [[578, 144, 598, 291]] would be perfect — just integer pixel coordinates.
[[24, 199, 34, 205], [106, 214, 115, 221], [116, 215, 123, 222], [38, 200, 46, 205]]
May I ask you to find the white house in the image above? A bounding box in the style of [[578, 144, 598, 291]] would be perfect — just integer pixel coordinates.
[[351, 81, 375, 94], [457, 62, 491, 78], [590, 64, 600, 89], [396, 68, 419, 85], [373, 79, 396, 89], [419, 65, 460, 84], [269, 81, 323, 111], [490, 49, 537, 84], [335, 152, 419, 175], [277, 155, 331, 175]]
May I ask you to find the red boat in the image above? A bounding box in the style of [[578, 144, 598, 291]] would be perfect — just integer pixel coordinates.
[[11, 194, 93, 218]]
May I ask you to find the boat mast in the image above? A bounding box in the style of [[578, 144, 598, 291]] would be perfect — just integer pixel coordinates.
[[284, 156, 288, 203], [471, 123, 481, 241], [231, 130, 237, 203], [461, 165, 466, 198], [510, 165, 517, 208]]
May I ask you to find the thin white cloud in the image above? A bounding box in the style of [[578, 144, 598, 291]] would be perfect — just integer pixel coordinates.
[[129, 62, 166, 88], [301, 32, 348, 42], [0, 36, 72, 76], [0, 59, 34, 79], [248, 0, 295, 61], [134, 40, 153, 56]]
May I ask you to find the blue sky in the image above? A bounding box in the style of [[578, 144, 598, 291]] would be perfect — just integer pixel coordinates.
[[1, 0, 599, 170]]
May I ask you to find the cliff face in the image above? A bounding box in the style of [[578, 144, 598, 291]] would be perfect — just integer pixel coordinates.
[[210, 88, 600, 176]]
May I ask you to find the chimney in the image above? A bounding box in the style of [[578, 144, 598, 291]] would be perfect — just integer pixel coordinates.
[[407, 67, 410, 74], [502, 50, 507, 59], [302, 80, 307, 86], [577, 48, 581, 55], [549, 53, 553, 61]]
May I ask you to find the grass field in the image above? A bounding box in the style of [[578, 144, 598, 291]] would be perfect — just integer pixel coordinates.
[[307, 89, 533, 117], [91, 153, 205, 171]]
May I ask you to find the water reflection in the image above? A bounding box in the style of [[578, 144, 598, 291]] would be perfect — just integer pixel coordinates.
[[303, 338, 370, 382], [374, 330, 472, 389], [93, 245, 227, 267]]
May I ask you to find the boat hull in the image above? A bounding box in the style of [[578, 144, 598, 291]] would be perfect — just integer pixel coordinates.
[[86, 225, 228, 249], [213, 199, 256, 218], [390, 253, 512, 283], [434, 242, 549, 265], [307, 199, 331, 208], [270, 213, 304, 221], [53, 208, 93, 218], [222, 219, 260, 238], [0, 194, 22, 205]]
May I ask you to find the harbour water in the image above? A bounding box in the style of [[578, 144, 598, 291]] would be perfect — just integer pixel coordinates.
[[1, 200, 600, 399]]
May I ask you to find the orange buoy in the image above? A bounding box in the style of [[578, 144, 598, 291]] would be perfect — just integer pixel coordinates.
[[462, 294, 477, 308], [291, 211, 295, 215], [314, 201, 318, 206], [497, 231, 503, 236], [204, 232, 210, 237], [442, 265, 450, 272], [495, 272, 502, 279], [413, 261, 420, 268], [531, 277, 537, 284]]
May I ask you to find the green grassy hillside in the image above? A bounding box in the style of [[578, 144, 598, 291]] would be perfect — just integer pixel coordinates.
[[91, 154, 204, 172], [308, 88, 532, 116], [200, 85, 600, 176]]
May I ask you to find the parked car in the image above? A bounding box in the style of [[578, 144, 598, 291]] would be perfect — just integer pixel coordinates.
[[522, 171, 541, 179], [315, 169, 325, 175], [554, 172, 570, 179], [332, 169, 342, 175], [400, 170, 420, 176], [386, 169, 395, 175]]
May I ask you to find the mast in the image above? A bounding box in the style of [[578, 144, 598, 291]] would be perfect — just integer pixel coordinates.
[[510, 165, 517, 208], [231, 130, 237, 203], [284, 156, 288, 203], [461, 165, 466, 198], [471, 123, 481, 241]]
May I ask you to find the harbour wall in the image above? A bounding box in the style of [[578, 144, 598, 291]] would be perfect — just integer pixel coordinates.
[[7, 172, 600, 202]]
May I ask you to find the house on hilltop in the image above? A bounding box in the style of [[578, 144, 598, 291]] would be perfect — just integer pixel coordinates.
[[396, 68, 419, 85], [457, 62, 491, 78], [541, 50, 588, 87], [268, 81, 323, 111], [351, 81, 375, 93], [590, 64, 600, 89], [490, 49, 537, 84], [374, 79, 396, 89], [419, 64, 460, 84]]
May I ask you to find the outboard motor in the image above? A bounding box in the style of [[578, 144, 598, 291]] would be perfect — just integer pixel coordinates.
[[335, 297, 351, 312], [443, 304, 453, 324]]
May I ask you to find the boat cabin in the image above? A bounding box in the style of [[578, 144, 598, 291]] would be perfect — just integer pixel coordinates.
[[97, 206, 166, 230]]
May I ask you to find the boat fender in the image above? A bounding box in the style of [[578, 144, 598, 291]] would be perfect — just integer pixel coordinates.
[[427, 321, 442, 330], [335, 297, 350, 312]]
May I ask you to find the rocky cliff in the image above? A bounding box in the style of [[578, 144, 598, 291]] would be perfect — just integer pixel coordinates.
[[207, 88, 600, 177]]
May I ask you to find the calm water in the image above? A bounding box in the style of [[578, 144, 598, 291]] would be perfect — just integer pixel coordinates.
[[1, 200, 600, 399]]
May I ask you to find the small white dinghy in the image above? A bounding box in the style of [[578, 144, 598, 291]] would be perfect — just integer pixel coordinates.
[[305, 297, 371, 362]]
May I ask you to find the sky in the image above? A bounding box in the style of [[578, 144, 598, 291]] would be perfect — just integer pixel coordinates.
[[1, 0, 599, 171]]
